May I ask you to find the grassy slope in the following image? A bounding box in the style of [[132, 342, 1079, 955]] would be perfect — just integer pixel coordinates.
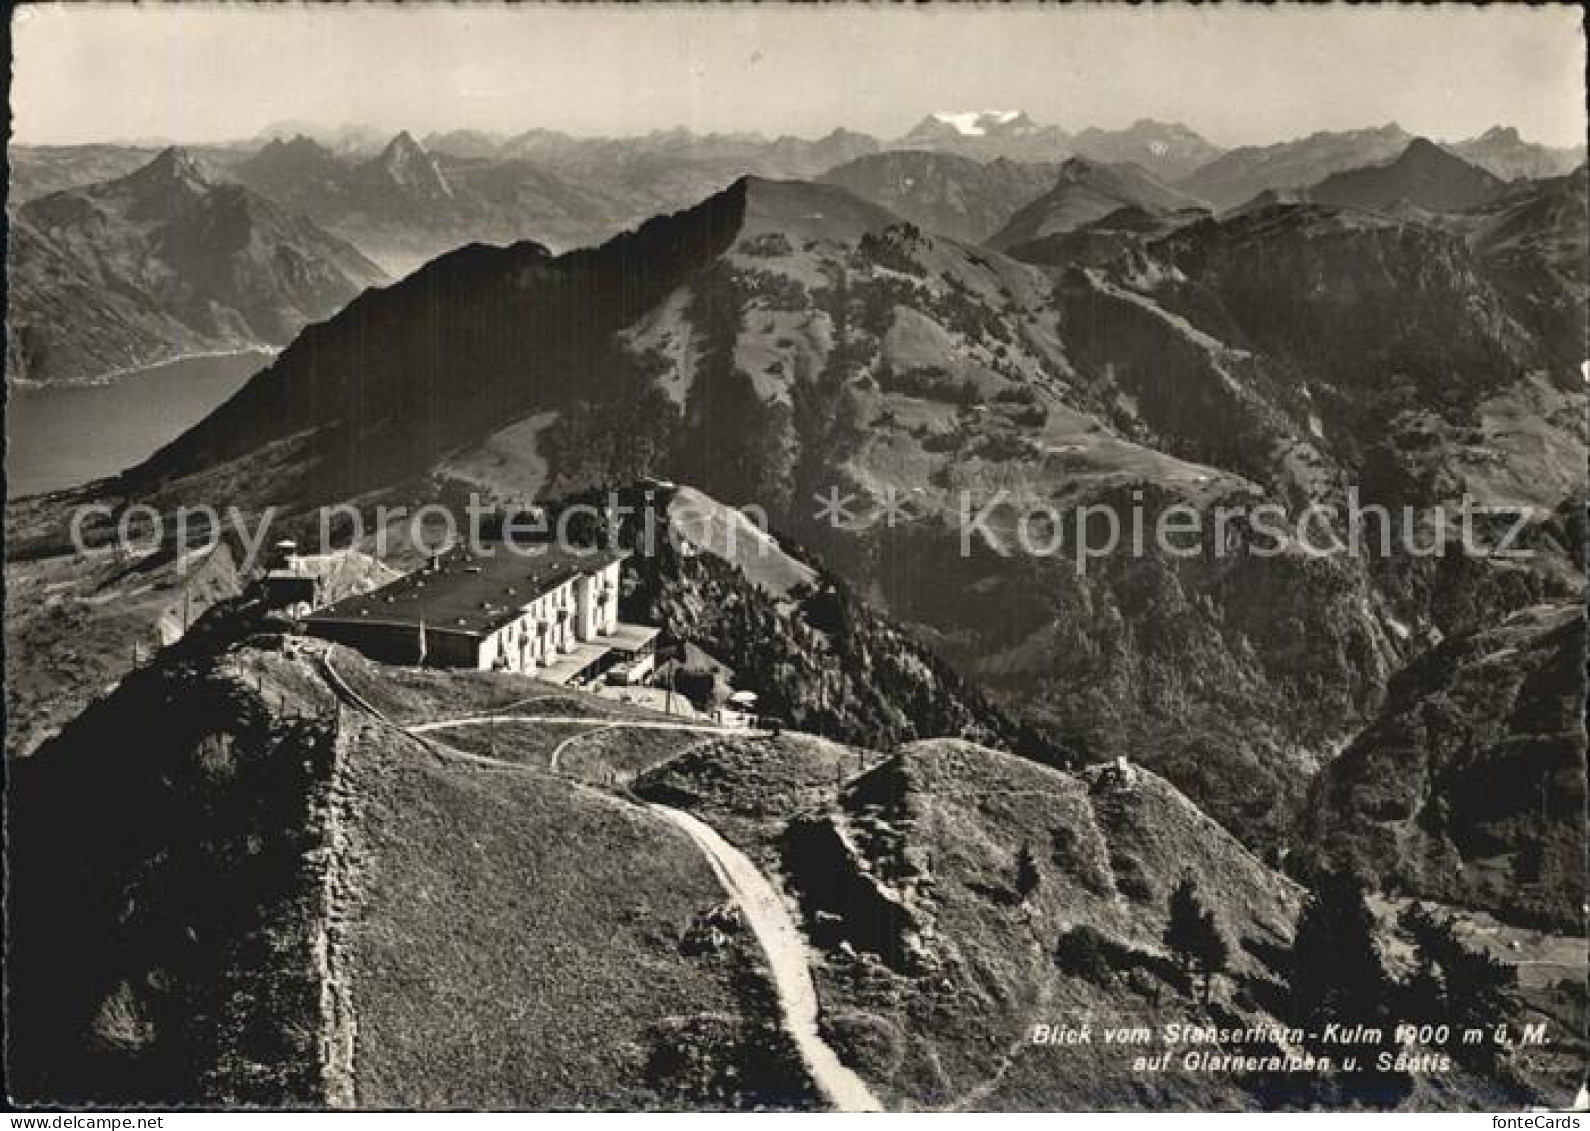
[[340, 718, 810, 1108], [317, 649, 815, 1108], [7, 638, 818, 1108], [12, 626, 1576, 1109], [635, 733, 1306, 1109], [326, 655, 618, 725], [634, 730, 1571, 1109]]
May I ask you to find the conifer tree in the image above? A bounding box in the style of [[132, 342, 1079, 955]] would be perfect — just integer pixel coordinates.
[[1015, 840, 1041, 902], [1289, 870, 1390, 1041], [1165, 875, 1230, 1002]]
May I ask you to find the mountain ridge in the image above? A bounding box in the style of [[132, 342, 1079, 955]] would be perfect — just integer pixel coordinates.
[[1447, 126, 1587, 182], [987, 156, 1207, 250], [1309, 138, 1506, 214], [1069, 118, 1224, 181], [1175, 123, 1415, 209]]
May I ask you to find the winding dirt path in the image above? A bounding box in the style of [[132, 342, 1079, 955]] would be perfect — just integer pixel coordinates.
[[317, 652, 881, 1110], [546, 722, 620, 771], [412, 714, 763, 737], [646, 803, 884, 1113]]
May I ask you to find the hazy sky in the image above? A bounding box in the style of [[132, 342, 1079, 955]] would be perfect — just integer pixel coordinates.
[[11, 3, 1587, 148]]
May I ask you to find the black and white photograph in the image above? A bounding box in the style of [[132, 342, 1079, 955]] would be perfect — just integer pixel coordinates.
[[3, 2, 1587, 1117]]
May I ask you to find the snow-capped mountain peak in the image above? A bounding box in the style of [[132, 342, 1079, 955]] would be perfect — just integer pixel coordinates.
[[928, 109, 1033, 137]]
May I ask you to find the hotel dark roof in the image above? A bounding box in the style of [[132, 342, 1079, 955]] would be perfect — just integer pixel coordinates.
[[305, 543, 626, 637]]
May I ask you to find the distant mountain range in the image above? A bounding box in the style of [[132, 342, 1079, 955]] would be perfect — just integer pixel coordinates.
[[8, 143, 167, 205], [235, 131, 586, 273], [1448, 125, 1588, 182], [253, 120, 391, 155], [894, 110, 1072, 163], [1177, 123, 1584, 209], [1068, 119, 1225, 181], [229, 128, 887, 273], [11, 115, 1581, 273], [8, 115, 1582, 385], [1176, 124, 1418, 209], [6, 148, 386, 386]]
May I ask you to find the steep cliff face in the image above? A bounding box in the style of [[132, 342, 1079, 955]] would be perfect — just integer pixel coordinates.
[[862, 497, 1397, 854], [1027, 204, 1586, 843], [1464, 168, 1589, 377], [357, 131, 455, 203], [625, 491, 1061, 764], [1131, 203, 1585, 634], [1147, 204, 1555, 401]]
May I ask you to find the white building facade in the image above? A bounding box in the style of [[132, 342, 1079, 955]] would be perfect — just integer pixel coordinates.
[[479, 556, 622, 673]]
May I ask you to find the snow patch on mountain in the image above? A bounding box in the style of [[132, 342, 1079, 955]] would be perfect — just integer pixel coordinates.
[[930, 110, 1028, 136]]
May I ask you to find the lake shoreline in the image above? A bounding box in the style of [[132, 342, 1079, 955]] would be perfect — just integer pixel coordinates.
[[7, 351, 277, 498], [7, 346, 278, 392]]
